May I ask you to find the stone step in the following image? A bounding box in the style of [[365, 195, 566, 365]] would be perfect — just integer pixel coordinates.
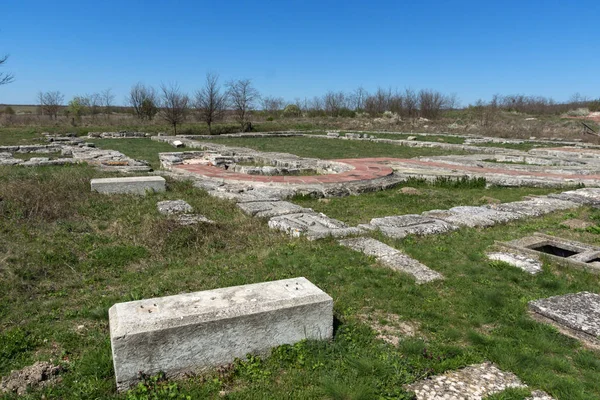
[[109, 277, 333, 391], [91, 176, 166, 195]]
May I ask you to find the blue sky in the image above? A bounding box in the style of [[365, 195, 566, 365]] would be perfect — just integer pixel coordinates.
[[0, 0, 598, 106]]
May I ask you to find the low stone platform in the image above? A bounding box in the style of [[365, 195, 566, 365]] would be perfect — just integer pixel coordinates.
[[529, 292, 600, 348], [339, 237, 442, 283], [109, 277, 333, 391], [360, 214, 458, 239], [268, 212, 362, 240], [91, 176, 166, 195]]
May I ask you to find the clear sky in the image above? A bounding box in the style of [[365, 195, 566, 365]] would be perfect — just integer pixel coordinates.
[[0, 0, 598, 106]]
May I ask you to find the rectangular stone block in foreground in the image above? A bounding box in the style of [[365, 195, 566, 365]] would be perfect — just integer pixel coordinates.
[[91, 176, 166, 195], [109, 277, 333, 391]]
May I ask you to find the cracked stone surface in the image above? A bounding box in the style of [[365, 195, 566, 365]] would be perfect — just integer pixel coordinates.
[[487, 252, 543, 274], [339, 237, 442, 283], [366, 214, 458, 239], [527, 391, 555, 400], [237, 201, 311, 218], [529, 292, 600, 343], [268, 212, 362, 240], [404, 362, 526, 400], [550, 188, 600, 207], [487, 197, 578, 217], [156, 200, 194, 215]]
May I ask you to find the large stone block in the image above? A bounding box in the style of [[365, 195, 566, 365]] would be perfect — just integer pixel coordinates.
[[109, 277, 333, 391], [91, 176, 166, 195]]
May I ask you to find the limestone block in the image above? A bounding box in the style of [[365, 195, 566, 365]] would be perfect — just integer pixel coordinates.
[[339, 237, 443, 283], [91, 176, 166, 195], [368, 214, 458, 239], [157, 200, 193, 215], [487, 252, 542, 274], [268, 212, 362, 240], [529, 292, 600, 348], [237, 201, 310, 218], [109, 277, 333, 391]]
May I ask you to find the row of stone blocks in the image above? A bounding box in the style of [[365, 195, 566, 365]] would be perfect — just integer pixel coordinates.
[[109, 277, 333, 391]]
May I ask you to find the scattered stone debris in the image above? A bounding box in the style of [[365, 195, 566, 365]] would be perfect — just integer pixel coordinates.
[[237, 201, 310, 218], [404, 362, 526, 400], [529, 292, 600, 349], [157, 200, 194, 215], [339, 237, 443, 283], [487, 252, 543, 274], [156, 200, 214, 225], [528, 390, 555, 400], [1, 361, 63, 396]]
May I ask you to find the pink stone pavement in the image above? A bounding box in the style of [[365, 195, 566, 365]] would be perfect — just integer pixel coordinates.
[[173, 156, 600, 185]]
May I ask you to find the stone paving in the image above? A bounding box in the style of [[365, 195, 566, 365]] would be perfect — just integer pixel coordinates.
[[529, 292, 600, 349], [404, 362, 527, 400]]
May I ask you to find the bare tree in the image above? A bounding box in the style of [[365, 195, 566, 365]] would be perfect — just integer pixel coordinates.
[[38, 91, 64, 119], [350, 86, 368, 111], [403, 88, 418, 119], [194, 73, 226, 134], [226, 79, 260, 131], [0, 54, 14, 86], [80, 93, 101, 119], [127, 83, 159, 120], [261, 96, 284, 116], [101, 88, 115, 117], [160, 83, 189, 134], [418, 89, 449, 119]]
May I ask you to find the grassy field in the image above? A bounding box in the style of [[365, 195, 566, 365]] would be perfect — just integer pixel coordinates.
[[205, 136, 466, 159], [293, 178, 565, 225], [2, 135, 600, 399]]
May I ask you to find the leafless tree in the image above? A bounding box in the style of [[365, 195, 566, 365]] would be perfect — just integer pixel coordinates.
[[127, 83, 159, 120], [226, 79, 260, 131], [261, 96, 284, 116], [160, 83, 189, 134], [101, 88, 115, 117], [38, 91, 64, 119], [418, 89, 449, 119], [0, 53, 14, 86], [323, 91, 347, 116], [194, 72, 226, 134], [80, 93, 101, 119], [350, 87, 368, 111], [403, 88, 419, 119]]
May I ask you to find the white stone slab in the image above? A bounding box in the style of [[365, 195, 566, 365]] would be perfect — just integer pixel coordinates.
[[109, 277, 333, 391], [91, 176, 166, 195], [339, 237, 443, 283], [268, 212, 362, 240], [487, 252, 543, 274]]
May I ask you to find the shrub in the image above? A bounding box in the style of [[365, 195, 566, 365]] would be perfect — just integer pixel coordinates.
[[566, 108, 590, 117], [282, 104, 302, 118]]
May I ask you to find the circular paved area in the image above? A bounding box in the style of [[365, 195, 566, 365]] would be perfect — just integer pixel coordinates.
[[174, 156, 600, 186], [175, 158, 394, 184]]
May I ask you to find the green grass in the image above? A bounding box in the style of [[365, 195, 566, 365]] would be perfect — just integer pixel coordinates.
[[293, 178, 564, 225], [88, 139, 189, 169], [205, 136, 466, 159], [12, 152, 64, 161], [365, 132, 466, 144], [2, 149, 600, 398]]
